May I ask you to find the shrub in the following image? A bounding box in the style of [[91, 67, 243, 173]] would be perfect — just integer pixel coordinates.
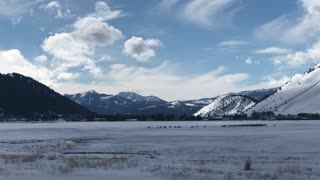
[[244, 159, 251, 171]]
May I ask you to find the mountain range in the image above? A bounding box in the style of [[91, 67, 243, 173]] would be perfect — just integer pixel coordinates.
[[2, 63, 320, 119], [65, 91, 213, 115], [65, 88, 277, 116]]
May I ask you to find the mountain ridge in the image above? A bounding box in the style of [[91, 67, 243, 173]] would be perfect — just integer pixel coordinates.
[[0, 73, 91, 117], [246, 64, 320, 115], [66, 88, 277, 116]]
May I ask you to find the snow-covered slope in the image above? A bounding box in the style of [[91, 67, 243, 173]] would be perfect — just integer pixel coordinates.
[[232, 88, 278, 102], [139, 98, 216, 115], [247, 65, 320, 115], [194, 95, 255, 117]]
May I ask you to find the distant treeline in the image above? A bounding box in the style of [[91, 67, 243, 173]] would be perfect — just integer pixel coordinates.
[[1, 111, 320, 121], [223, 111, 320, 120], [0, 113, 202, 122]]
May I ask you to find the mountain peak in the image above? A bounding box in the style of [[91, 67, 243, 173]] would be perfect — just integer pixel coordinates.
[[118, 92, 147, 102], [80, 90, 98, 97]]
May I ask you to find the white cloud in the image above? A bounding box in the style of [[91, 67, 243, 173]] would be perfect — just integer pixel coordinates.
[[0, 49, 55, 86], [46, 1, 60, 9], [97, 55, 113, 63], [181, 0, 238, 27], [255, 0, 320, 44], [255, 47, 291, 55], [42, 33, 93, 64], [92, 1, 123, 21], [56, 63, 251, 100], [41, 1, 123, 77], [249, 75, 291, 90], [0, 49, 81, 87], [218, 40, 248, 47], [42, 33, 102, 77], [272, 41, 320, 66], [0, 0, 38, 18], [41, 1, 72, 19], [245, 57, 253, 64], [34, 55, 48, 63], [73, 16, 124, 46], [57, 72, 78, 80], [0, 0, 42, 24], [158, 0, 239, 28], [123, 36, 162, 62]]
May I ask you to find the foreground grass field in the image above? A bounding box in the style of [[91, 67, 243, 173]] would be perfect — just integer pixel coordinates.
[[0, 121, 319, 180]]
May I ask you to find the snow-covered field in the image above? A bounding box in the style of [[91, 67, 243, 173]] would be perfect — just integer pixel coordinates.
[[0, 121, 319, 180]]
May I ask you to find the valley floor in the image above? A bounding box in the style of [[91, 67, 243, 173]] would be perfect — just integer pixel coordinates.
[[0, 121, 319, 180]]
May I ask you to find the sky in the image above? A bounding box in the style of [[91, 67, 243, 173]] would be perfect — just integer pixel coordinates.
[[0, 0, 320, 100]]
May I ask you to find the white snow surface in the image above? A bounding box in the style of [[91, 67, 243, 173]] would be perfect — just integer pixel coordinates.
[[194, 95, 255, 117], [0, 121, 320, 180], [247, 64, 320, 115], [0, 121, 319, 179]]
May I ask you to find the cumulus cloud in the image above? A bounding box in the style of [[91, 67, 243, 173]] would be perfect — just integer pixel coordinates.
[[255, 0, 320, 44], [42, 33, 94, 65], [41, 1, 123, 77], [0, 49, 81, 86], [41, 1, 72, 19], [73, 16, 123, 46], [255, 47, 291, 55], [0, 49, 55, 86], [123, 36, 162, 62], [218, 40, 248, 47]]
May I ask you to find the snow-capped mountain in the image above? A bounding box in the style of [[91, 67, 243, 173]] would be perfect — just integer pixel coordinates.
[[67, 88, 278, 116], [66, 91, 215, 115], [65, 91, 140, 115], [194, 95, 255, 117], [118, 92, 165, 103], [247, 64, 320, 115], [194, 88, 278, 118], [138, 98, 216, 115]]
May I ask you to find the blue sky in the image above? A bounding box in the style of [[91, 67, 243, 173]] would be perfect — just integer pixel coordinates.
[[0, 0, 320, 100]]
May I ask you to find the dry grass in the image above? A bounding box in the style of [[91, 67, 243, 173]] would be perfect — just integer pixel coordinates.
[[277, 165, 302, 175], [0, 153, 44, 164], [57, 155, 139, 174]]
